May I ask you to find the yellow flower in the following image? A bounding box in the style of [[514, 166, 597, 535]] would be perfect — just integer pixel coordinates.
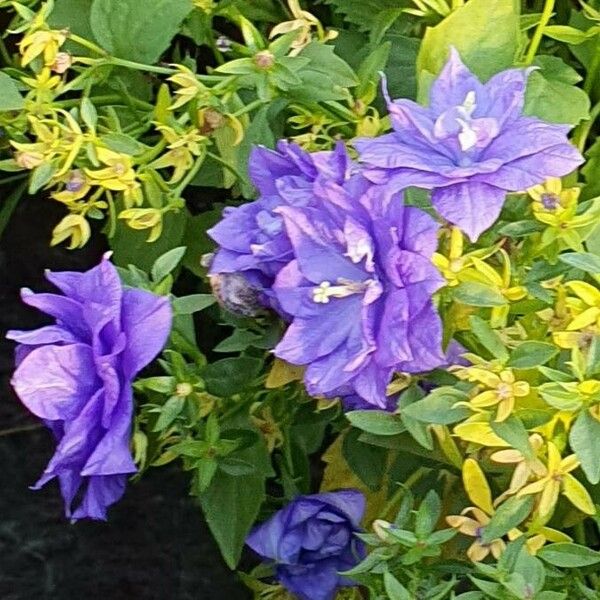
[[250, 405, 284, 453], [491, 434, 547, 497], [528, 177, 580, 225], [564, 280, 600, 331], [152, 125, 206, 183], [455, 367, 530, 422], [168, 65, 211, 110], [118, 208, 163, 242], [85, 147, 137, 191], [51, 213, 91, 249], [269, 0, 337, 55], [518, 442, 595, 520], [508, 524, 572, 555], [51, 169, 92, 205], [20, 29, 67, 67], [446, 459, 505, 561], [453, 414, 511, 447]]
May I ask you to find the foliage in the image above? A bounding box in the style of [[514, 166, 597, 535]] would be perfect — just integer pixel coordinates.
[[4, 0, 600, 598]]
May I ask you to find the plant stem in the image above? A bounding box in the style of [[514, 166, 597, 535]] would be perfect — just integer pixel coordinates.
[[68, 33, 107, 56], [0, 181, 27, 240], [572, 101, 600, 151], [232, 98, 267, 118], [524, 0, 555, 65], [55, 94, 153, 111], [584, 37, 600, 96], [0, 35, 12, 66], [0, 423, 43, 437], [381, 467, 427, 521], [174, 151, 208, 196]]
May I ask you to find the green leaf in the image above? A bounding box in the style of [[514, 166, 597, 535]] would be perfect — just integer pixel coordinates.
[[214, 329, 263, 353], [110, 208, 188, 271], [469, 316, 509, 361], [417, 0, 520, 81], [507, 341, 558, 369], [491, 416, 534, 460], [90, 0, 194, 64], [524, 56, 591, 125], [559, 251, 600, 275], [480, 496, 534, 544], [200, 435, 269, 569], [0, 73, 25, 112], [151, 246, 187, 282], [342, 428, 388, 490], [383, 572, 412, 600], [202, 357, 262, 397], [543, 25, 598, 45], [298, 42, 357, 88], [538, 543, 600, 568], [415, 491, 441, 538], [153, 395, 185, 431], [454, 282, 507, 307], [401, 388, 470, 425], [172, 294, 215, 315], [569, 409, 600, 484], [346, 410, 405, 436], [28, 163, 56, 194]]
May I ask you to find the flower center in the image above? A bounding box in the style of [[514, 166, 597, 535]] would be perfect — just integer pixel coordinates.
[[540, 192, 560, 210], [312, 278, 372, 304], [496, 383, 513, 400]]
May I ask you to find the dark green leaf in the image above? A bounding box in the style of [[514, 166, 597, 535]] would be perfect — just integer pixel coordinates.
[[0, 73, 25, 111], [90, 0, 194, 64], [508, 341, 558, 369], [480, 496, 534, 544], [538, 543, 600, 568], [491, 416, 534, 460], [569, 409, 600, 484], [346, 410, 405, 436], [469, 316, 509, 361], [203, 357, 262, 397], [172, 294, 215, 315], [401, 388, 470, 425], [342, 428, 388, 490], [454, 282, 507, 307], [151, 246, 187, 282], [559, 252, 600, 275]]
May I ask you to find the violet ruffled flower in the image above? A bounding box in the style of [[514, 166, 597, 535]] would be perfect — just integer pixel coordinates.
[[7, 255, 172, 520], [273, 179, 446, 408], [246, 490, 366, 600], [355, 48, 583, 241], [207, 140, 350, 301]]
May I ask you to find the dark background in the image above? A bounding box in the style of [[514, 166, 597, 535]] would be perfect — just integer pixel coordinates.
[[0, 193, 251, 599]]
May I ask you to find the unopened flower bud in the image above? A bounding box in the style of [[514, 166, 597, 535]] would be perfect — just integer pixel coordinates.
[[15, 151, 44, 170], [51, 52, 72, 74], [209, 272, 263, 317], [199, 108, 226, 135], [254, 50, 275, 70], [65, 169, 86, 192], [175, 382, 193, 397], [51, 214, 91, 249], [373, 519, 393, 541]]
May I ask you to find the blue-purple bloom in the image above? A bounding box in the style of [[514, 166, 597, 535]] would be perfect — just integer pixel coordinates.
[[7, 255, 172, 520], [246, 490, 366, 600], [273, 178, 446, 408], [355, 48, 584, 241], [207, 140, 350, 302]]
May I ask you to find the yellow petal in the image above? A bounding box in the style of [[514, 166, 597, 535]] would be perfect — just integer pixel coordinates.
[[513, 382, 530, 397], [566, 281, 600, 307], [463, 458, 494, 515], [446, 515, 480, 536], [491, 449, 523, 464], [562, 474, 596, 515], [567, 307, 600, 331], [468, 542, 490, 562], [547, 442, 562, 472], [471, 390, 500, 407], [538, 481, 560, 518], [560, 454, 580, 474], [454, 421, 509, 447], [495, 397, 514, 422], [540, 527, 572, 543]]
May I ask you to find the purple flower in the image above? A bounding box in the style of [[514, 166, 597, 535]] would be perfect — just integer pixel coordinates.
[[355, 48, 583, 241], [7, 255, 172, 521], [273, 180, 446, 408], [246, 490, 366, 600], [207, 141, 350, 304]]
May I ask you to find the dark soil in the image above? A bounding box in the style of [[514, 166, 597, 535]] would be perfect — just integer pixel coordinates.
[[0, 193, 251, 599]]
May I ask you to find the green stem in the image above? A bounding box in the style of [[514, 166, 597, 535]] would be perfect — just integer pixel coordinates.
[[0, 182, 27, 240], [572, 101, 600, 152], [0, 35, 12, 66], [174, 151, 208, 196], [205, 150, 244, 182], [55, 94, 153, 111], [68, 33, 107, 56], [524, 0, 555, 65], [232, 98, 267, 118], [0, 173, 28, 187], [381, 467, 427, 521], [584, 37, 600, 96], [0, 423, 43, 437]]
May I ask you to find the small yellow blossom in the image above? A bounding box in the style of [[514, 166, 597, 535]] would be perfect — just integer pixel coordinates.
[[152, 125, 206, 183], [269, 0, 337, 55], [250, 405, 284, 453], [85, 147, 137, 191], [118, 207, 163, 242], [51, 169, 91, 205], [446, 459, 505, 561], [20, 29, 67, 67], [528, 178, 580, 225], [518, 442, 595, 520], [51, 213, 91, 249], [491, 434, 547, 497], [454, 367, 530, 422], [168, 66, 211, 110]]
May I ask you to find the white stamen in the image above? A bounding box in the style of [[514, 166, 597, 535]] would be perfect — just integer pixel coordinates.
[[312, 279, 372, 304], [457, 118, 478, 152]]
